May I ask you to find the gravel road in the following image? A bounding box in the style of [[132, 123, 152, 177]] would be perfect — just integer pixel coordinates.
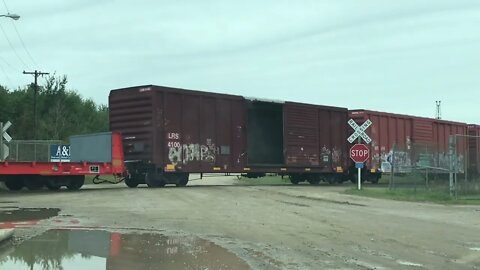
[[1, 177, 479, 269]]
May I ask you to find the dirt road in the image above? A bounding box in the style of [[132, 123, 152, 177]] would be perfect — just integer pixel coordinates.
[[1, 179, 479, 269]]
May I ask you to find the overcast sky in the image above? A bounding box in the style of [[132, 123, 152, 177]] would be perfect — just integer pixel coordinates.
[[0, 1, 479, 123]]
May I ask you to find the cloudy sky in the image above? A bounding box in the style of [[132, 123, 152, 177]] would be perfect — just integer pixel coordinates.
[[0, 1, 479, 123]]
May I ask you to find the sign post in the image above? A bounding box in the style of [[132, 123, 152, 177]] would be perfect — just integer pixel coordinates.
[[1, 121, 12, 161], [350, 144, 370, 190], [348, 119, 372, 190]]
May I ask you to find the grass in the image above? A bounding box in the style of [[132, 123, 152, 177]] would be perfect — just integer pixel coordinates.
[[345, 187, 480, 205], [234, 175, 291, 185]]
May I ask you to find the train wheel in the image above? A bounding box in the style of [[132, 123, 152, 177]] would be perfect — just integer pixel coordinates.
[[145, 172, 166, 188], [5, 178, 24, 191], [327, 175, 337, 185], [24, 177, 45, 190], [307, 175, 320, 185], [125, 177, 139, 188], [307, 179, 320, 185], [67, 176, 85, 190], [289, 174, 302, 185], [45, 178, 62, 190], [175, 173, 189, 187]]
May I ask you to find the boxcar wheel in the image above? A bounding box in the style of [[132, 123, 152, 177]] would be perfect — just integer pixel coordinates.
[[145, 173, 166, 188], [175, 173, 189, 187], [289, 174, 302, 185], [5, 178, 24, 191], [67, 176, 85, 190], [307, 179, 320, 185], [327, 175, 337, 185]]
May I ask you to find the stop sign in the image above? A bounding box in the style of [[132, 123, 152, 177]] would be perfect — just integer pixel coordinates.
[[350, 144, 370, 163]]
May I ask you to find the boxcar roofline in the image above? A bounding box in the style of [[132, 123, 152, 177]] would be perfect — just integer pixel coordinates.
[[110, 85, 348, 113], [350, 109, 468, 126]]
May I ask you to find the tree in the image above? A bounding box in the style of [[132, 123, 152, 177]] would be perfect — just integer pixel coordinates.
[[0, 75, 109, 141]]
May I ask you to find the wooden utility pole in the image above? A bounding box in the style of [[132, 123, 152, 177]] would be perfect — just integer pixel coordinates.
[[23, 70, 49, 139]]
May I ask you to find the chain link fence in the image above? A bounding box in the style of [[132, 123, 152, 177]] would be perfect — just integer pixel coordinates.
[[453, 135, 480, 199], [4, 140, 62, 162], [382, 135, 480, 200]]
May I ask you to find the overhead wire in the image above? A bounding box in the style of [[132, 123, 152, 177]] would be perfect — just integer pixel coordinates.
[[0, 22, 28, 69], [0, 54, 18, 71], [0, 61, 12, 85], [2, 0, 37, 68]]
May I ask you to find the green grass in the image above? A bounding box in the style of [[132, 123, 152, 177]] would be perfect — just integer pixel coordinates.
[[234, 175, 290, 185], [344, 188, 480, 205]]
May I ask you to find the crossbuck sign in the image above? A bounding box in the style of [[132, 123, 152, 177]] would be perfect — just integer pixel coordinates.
[[1, 121, 12, 160], [347, 119, 372, 144]]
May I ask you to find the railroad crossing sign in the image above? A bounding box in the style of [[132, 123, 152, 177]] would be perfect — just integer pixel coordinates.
[[2, 121, 12, 142], [347, 119, 372, 144], [350, 143, 370, 163], [1, 121, 12, 160]]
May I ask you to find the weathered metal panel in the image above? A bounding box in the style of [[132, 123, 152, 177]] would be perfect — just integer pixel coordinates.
[[110, 85, 246, 173], [350, 110, 414, 173], [320, 107, 349, 171], [160, 88, 247, 172], [284, 102, 348, 172], [284, 103, 319, 166], [109, 86, 154, 162], [349, 110, 468, 173], [70, 132, 113, 162], [468, 125, 480, 175]]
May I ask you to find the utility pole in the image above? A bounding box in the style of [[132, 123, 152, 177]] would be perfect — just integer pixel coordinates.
[[23, 70, 49, 139], [435, 100, 441, 120]]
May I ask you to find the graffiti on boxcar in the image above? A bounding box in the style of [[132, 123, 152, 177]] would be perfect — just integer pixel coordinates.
[[380, 150, 412, 173], [331, 147, 342, 164], [317, 146, 343, 165], [168, 138, 216, 165]]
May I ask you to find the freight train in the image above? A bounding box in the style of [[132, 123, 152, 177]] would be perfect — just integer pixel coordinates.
[[1, 84, 478, 190], [109, 85, 478, 187]]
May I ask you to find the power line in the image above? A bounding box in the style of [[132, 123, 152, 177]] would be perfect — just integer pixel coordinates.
[[0, 62, 12, 85], [1, 0, 8, 12], [0, 22, 28, 69], [10, 22, 38, 67], [0, 55, 18, 71], [2, 0, 38, 67]]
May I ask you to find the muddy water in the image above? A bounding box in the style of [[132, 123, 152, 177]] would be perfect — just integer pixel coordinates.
[[0, 208, 60, 228], [0, 229, 251, 270]]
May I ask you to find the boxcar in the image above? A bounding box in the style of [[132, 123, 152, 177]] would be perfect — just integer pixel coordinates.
[[349, 110, 468, 182], [109, 85, 349, 187], [468, 124, 480, 177]]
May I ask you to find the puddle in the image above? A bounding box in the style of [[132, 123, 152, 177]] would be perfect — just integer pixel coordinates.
[[469, 247, 480, 251], [0, 229, 251, 270], [0, 208, 60, 229]]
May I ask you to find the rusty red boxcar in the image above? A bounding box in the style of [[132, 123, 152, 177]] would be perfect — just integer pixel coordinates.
[[468, 124, 480, 177], [349, 110, 468, 182], [109, 85, 349, 187]]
